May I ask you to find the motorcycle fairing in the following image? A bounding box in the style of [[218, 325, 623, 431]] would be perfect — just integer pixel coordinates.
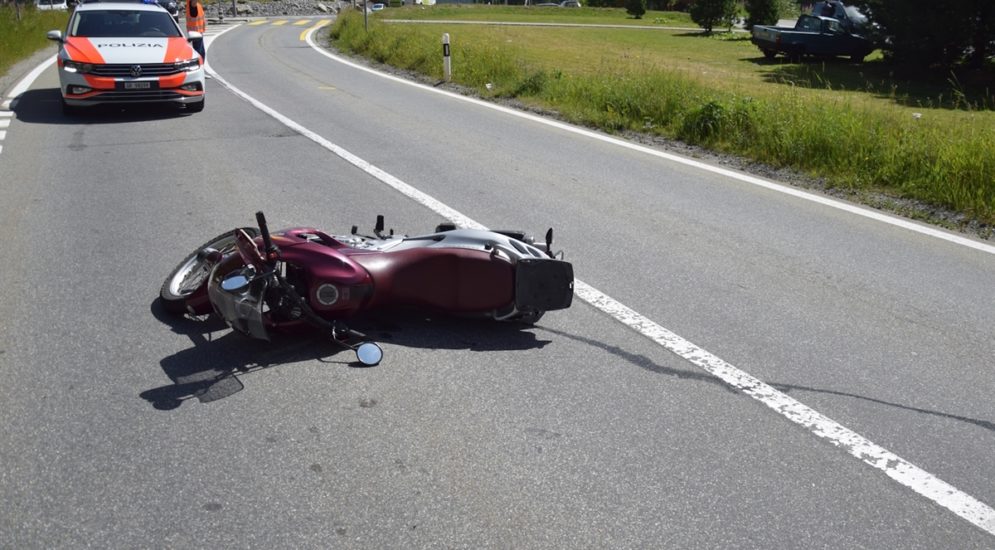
[[267, 229, 374, 317], [350, 247, 516, 313]]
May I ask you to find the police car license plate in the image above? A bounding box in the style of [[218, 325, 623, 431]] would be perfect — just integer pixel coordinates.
[[124, 82, 151, 90]]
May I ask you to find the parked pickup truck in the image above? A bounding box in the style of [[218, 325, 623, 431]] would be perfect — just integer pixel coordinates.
[[751, 2, 875, 62]]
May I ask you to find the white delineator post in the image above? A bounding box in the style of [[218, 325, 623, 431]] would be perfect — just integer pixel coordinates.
[[442, 33, 451, 81]]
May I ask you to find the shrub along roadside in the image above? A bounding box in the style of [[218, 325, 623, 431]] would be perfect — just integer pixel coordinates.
[[330, 10, 995, 227], [0, 6, 69, 79]]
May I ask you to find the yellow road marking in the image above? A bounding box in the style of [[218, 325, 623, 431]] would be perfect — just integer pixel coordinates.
[[293, 19, 311, 26], [299, 20, 332, 41], [248, 20, 267, 26], [272, 20, 288, 26]]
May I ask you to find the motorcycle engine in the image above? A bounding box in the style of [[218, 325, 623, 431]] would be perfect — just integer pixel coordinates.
[[265, 264, 306, 321]]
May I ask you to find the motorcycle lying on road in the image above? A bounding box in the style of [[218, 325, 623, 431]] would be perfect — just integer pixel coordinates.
[[159, 212, 574, 365]]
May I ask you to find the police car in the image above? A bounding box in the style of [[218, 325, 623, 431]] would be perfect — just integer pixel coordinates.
[[46, 0, 205, 114]]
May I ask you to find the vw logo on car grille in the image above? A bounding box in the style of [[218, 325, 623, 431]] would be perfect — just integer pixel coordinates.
[[130, 65, 143, 78]]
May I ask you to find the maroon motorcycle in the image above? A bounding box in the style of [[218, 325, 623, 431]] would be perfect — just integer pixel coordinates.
[[159, 212, 574, 365]]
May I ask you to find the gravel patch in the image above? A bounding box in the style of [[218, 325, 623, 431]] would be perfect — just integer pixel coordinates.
[[212, 0, 347, 17]]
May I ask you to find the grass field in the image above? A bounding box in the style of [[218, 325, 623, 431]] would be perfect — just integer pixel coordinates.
[[332, 5, 995, 228], [0, 6, 68, 79], [378, 5, 697, 27]]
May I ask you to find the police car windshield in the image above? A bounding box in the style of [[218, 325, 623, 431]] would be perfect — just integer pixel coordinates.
[[70, 10, 182, 37]]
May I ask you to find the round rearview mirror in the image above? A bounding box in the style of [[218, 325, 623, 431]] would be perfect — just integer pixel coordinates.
[[356, 342, 383, 366], [220, 274, 250, 293]]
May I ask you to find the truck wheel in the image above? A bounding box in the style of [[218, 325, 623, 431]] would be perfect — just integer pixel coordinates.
[[762, 49, 777, 60]]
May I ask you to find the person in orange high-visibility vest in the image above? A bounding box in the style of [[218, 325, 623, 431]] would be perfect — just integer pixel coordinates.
[[186, 0, 206, 59]]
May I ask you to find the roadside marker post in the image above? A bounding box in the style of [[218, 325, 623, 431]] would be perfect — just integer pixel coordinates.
[[442, 33, 451, 81]]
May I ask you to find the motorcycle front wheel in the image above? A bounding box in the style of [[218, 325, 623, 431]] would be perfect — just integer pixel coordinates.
[[159, 228, 259, 314]]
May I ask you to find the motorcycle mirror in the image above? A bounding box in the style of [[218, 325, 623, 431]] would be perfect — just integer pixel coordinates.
[[220, 274, 250, 293], [355, 342, 383, 366]]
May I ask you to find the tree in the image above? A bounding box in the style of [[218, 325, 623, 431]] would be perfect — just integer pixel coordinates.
[[744, 0, 779, 31], [626, 0, 646, 19], [689, 0, 737, 34], [851, 0, 995, 68]]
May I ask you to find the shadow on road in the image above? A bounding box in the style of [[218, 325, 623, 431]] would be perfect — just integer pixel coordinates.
[[142, 299, 551, 410], [12, 88, 198, 125], [539, 326, 995, 435], [770, 382, 995, 434]]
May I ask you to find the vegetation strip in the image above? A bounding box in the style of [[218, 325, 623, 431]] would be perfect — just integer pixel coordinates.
[[331, 7, 995, 230], [382, 19, 714, 31], [0, 6, 69, 80]]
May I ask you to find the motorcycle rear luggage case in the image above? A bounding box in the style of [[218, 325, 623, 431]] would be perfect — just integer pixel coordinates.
[[514, 258, 573, 311]]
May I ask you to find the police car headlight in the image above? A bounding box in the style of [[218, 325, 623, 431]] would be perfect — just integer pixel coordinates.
[[63, 60, 94, 74], [174, 58, 201, 72]]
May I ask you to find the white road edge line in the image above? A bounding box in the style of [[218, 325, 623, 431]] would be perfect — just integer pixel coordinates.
[[204, 23, 995, 536], [7, 55, 57, 100]]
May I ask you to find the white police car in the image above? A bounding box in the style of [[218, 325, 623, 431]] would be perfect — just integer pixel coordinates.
[[46, 0, 205, 114]]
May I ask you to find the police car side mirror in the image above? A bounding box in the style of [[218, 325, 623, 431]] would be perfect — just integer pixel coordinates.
[[187, 31, 203, 41], [46, 30, 64, 43]]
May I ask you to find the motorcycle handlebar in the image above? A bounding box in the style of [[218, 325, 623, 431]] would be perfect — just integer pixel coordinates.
[[255, 211, 276, 262]]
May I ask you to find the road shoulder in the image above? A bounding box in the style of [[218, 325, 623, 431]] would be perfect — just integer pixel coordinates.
[[1, 46, 57, 100]]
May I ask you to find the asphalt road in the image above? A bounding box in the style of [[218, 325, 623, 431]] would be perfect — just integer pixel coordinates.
[[1, 18, 993, 548]]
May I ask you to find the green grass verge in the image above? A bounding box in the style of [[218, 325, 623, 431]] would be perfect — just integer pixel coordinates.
[[0, 6, 69, 79], [377, 5, 696, 27], [332, 6, 995, 226]]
